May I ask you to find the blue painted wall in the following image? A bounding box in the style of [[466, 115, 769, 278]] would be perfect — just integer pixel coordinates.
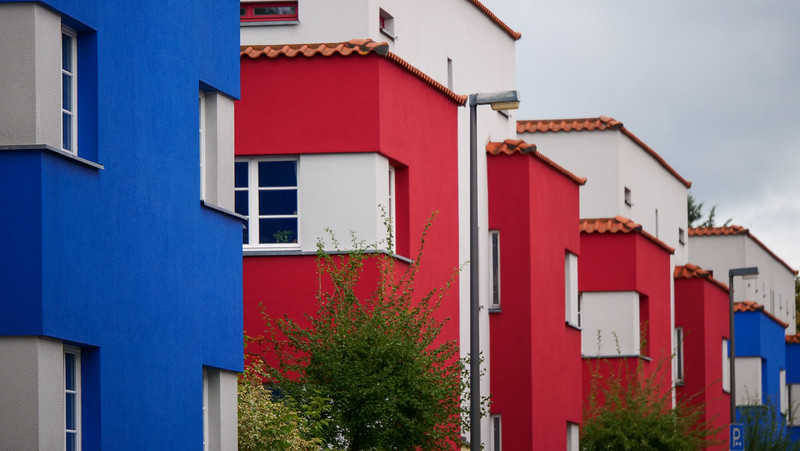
[[0, 1, 242, 449], [734, 311, 786, 421]]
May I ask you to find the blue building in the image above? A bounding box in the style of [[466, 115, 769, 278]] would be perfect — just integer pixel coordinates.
[[0, 1, 242, 449]]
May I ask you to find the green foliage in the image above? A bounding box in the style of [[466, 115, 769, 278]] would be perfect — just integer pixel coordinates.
[[237, 360, 323, 451], [257, 214, 463, 450], [738, 397, 800, 451], [582, 350, 721, 450], [688, 193, 732, 228]]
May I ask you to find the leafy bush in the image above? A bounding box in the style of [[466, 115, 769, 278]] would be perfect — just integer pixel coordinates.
[[738, 397, 800, 451]]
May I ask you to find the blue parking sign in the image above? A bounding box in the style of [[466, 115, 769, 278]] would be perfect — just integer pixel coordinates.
[[730, 423, 744, 451]]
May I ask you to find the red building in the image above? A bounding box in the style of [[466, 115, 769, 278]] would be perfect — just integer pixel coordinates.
[[236, 39, 463, 365], [674, 263, 731, 450], [486, 139, 585, 450], [579, 216, 675, 403]]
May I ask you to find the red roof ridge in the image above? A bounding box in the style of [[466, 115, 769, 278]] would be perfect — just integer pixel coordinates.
[[240, 39, 467, 106], [734, 301, 790, 329], [689, 226, 798, 275], [516, 117, 692, 188], [786, 334, 800, 344], [580, 216, 675, 254], [673, 263, 729, 292], [466, 0, 522, 40], [486, 139, 587, 185]]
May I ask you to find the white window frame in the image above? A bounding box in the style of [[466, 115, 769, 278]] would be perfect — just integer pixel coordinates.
[[675, 327, 685, 384], [236, 157, 300, 249], [489, 230, 501, 310], [388, 166, 396, 252], [202, 369, 209, 451], [61, 26, 78, 154], [199, 92, 206, 200], [490, 414, 502, 451], [567, 422, 580, 451], [723, 338, 730, 393], [64, 346, 81, 451], [565, 251, 579, 327], [781, 369, 788, 415]]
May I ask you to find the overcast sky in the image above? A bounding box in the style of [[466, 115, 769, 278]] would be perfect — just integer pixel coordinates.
[[481, 0, 800, 272]]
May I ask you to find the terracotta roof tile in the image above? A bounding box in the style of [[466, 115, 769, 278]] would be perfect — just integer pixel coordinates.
[[466, 0, 522, 40], [689, 226, 798, 275], [241, 39, 467, 106], [516, 116, 692, 188], [786, 334, 800, 344], [673, 263, 729, 292], [734, 301, 790, 329], [486, 139, 587, 185], [580, 216, 675, 254]]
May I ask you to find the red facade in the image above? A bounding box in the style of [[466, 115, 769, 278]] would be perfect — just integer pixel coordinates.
[[487, 141, 584, 450], [579, 219, 675, 406], [237, 42, 461, 371], [675, 266, 731, 450]]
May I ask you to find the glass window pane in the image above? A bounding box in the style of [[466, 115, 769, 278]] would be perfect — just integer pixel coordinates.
[[66, 432, 76, 451], [65, 353, 75, 390], [62, 113, 72, 151], [66, 392, 75, 429], [62, 34, 72, 71], [254, 6, 295, 15], [258, 189, 297, 215], [259, 218, 297, 244], [235, 162, 248, 187], [62, 73, 72, 110], [240, 7, 246, 16], [235, 191, 249, 216], [258, 161, 296, 187]]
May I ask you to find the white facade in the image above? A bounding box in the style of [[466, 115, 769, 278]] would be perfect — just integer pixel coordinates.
[[735, 356, 763, 405], [241, 1, 520, 442], [689, 232, 797, 335], [581, 291, 641, 356], [517, 127, 690, 265]]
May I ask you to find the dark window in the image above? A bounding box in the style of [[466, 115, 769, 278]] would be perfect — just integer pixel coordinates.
[[240, 2, 298, 22]]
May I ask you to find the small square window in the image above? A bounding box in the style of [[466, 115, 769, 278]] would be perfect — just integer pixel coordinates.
[[379, 8, 396, 40], [240, 2, 298, 22]]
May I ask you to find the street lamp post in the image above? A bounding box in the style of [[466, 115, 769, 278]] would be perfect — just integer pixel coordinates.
[[468, 90, 519, 451], [728, 266, 759, 423]]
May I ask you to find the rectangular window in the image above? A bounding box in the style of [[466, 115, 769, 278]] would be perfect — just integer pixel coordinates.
[[567, 422, 579, 451], [379, 8, 396, 39], [675, 327, 685, 384], [61, 26, 78, 153], [64, 347, 81, 451], [565, 252, 579, 326], [388, 166, 396, 252], [235, 158, 299, 247], [240, 2, 298, 22], [199, 92, 206, 200], [490, 414, 502, 451], [202, 369, 209, 451], [624, 187, 632, 206], [489, 230, 501, 310], [781, 369, 788, 415], [679, 228, 686, 245], [722, 339, 730, 393], [446, 57, 453, 90]]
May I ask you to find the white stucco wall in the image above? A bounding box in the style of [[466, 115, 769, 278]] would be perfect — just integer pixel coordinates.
[[690, 234, 797, 335], [735, 356, 763, 405], [581, 291, 641, 356], [202, 92, 236, 212], [0, 3, 61, 148], [0, 336, 65, 450], [297, 152, 388, 253], [206, 369, 238, 451]]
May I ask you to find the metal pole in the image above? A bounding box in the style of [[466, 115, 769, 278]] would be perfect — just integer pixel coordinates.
[[729, 273, 736, 423], [469, 96, 481, 451]]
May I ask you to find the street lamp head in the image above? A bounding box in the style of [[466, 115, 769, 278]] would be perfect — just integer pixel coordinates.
[[469, 90, 520, 109], [729, 267, 759, 280]]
